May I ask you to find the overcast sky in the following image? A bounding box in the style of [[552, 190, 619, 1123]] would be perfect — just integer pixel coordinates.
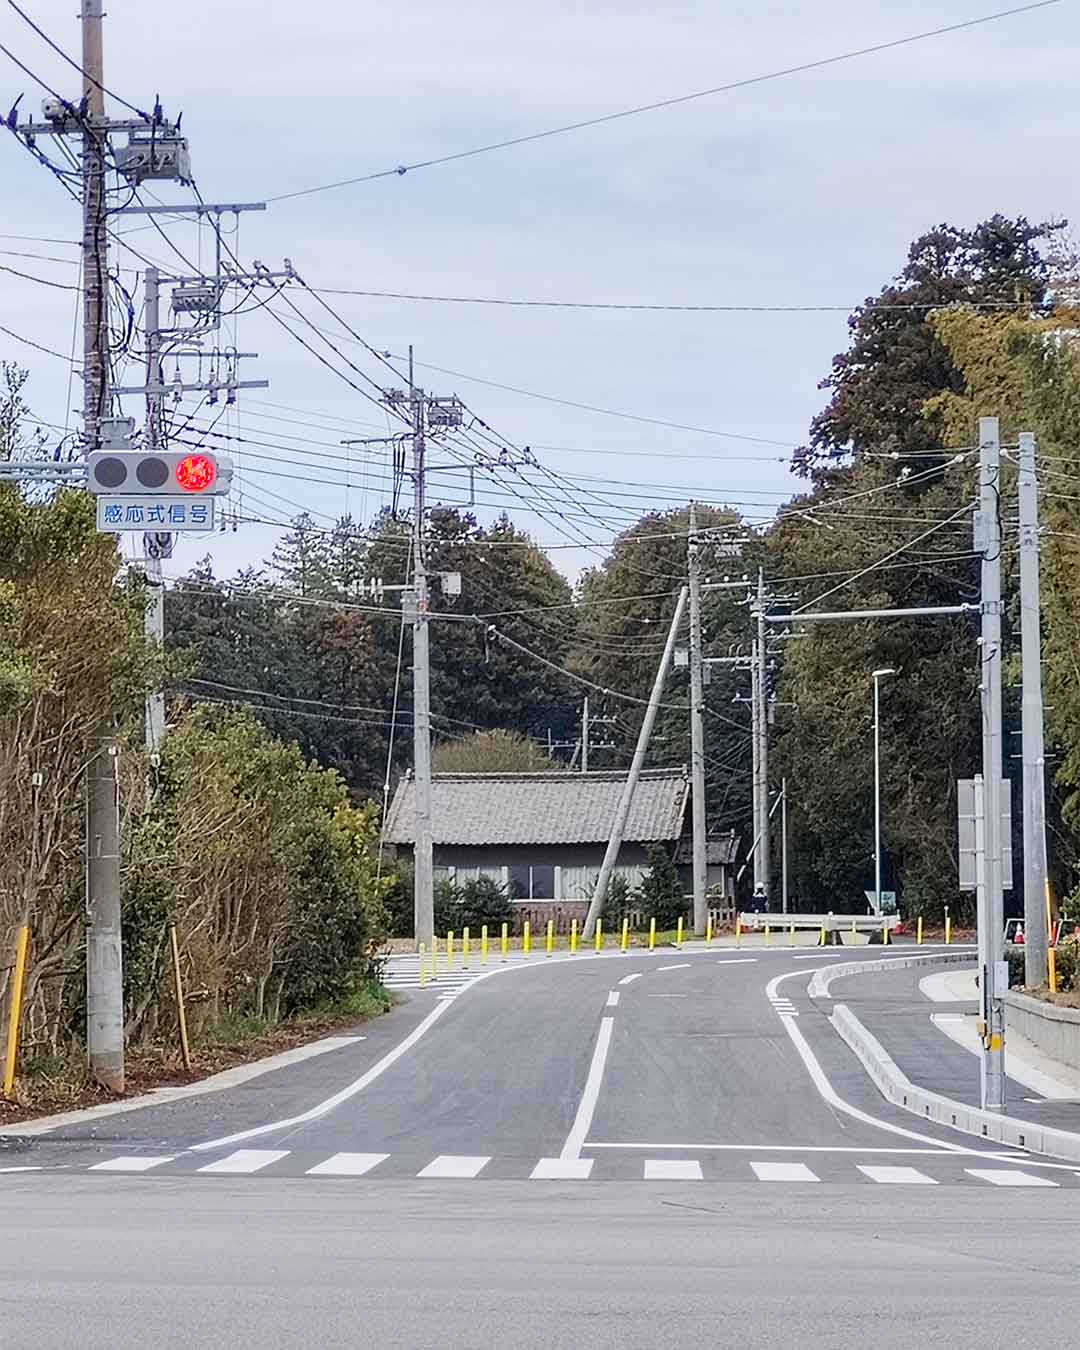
[[1, 0, 1075, 580]]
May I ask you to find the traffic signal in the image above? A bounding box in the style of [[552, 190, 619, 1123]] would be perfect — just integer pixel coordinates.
[[86, 450, 233, 496]]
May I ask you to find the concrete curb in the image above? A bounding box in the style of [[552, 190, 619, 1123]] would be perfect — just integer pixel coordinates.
[[831, 1001, 1080, 1163], [807, 950, 975, 999]]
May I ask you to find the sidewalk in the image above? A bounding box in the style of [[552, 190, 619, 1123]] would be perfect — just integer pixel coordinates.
[[821, 957, 1080, 1142]]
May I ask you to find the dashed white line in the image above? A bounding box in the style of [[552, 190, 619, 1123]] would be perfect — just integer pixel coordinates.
[[858, 1165, 938, 1185], [606, 991, 620, 1007], [618, 972, 644, 986], [965, 1169, 1058, 1188], [196, 1149, 289, 1174], [644, 1159, 703, 1181], [305, 1152, 388, 1177], [656, 963, 692, 972], [531, 1158, 594, 1179], [751, 1161, 819, 1182], [89, 1155, 175, 1173], [715, 958, 758, 965], [417, 1154, 491, 1179]]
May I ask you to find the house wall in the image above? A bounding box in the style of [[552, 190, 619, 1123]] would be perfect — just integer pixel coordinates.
[[432, 841, 654, 902]]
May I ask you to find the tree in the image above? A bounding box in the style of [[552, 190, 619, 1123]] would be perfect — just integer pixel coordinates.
[[0, 362, 47, 462], [637, 845, 685, 930], [432, 729, 556, 773], [797, 216, 1060, 476]]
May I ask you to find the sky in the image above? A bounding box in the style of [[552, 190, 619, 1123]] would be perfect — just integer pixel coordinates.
[[1, 0, 1076, 582]]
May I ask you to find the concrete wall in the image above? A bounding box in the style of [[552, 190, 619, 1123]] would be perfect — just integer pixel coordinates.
[[1006, 991, 1080, 1072]]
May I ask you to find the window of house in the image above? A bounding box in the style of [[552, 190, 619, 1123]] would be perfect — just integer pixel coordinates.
[[506, 864, 556, 900]]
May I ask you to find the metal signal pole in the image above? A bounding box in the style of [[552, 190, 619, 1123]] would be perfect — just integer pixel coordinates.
[[1018, 431, 1049, 985], [81, 0, 124, 1093]]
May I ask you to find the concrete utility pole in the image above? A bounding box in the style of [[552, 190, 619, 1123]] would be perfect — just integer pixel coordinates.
[[977, 416, 1006, 1112], [687, 505, 708, 936], [142, 266, 167, 755], [581, 696, 589, 774], [780, 777, 789, 915], [583, 587, 689, 938], [79, 0, 123, 1093], [1018, 432, 1049, 985], [409, 348, 435, 949], [754, 569, 771, 903], [750, 643, 762, 895]]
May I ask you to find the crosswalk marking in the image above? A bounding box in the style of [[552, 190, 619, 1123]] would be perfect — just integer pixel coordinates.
[[417, 1155, 491, 1179], [305, 1152, 388, 1177], [643, 1159, 703, 1181], [858, 1165, 937, 1185], [89, 1155, 176, 1173], [964, 1168, 1059, 1188], [530, 1158, 594, 1179], [751, 1161, 820, 1182], [196, 1149, 289, 1175]]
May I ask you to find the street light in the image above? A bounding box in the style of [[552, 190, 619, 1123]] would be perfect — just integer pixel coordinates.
[[872, 668, 898, 916]]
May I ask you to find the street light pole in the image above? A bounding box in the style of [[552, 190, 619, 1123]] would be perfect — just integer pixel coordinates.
[[873, 668, 897, 915]]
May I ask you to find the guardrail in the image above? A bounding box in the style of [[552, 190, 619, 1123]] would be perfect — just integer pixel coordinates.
[[739, 912, 900, 932]]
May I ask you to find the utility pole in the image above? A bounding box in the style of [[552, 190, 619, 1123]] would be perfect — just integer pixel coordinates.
[[409, 347, 434, 949], [142, 266, 167, 755], [1018, 431, 1049, 985], [581, 696, 589, 774], [583, 587, 689, 938], [781, 777, 789, 915], [977, 416, 1006, 1112], [688, 505, 708, 936], [754, 569, 771, 904], [750, 643, 762, 896], [81, 0, 123, 1093]]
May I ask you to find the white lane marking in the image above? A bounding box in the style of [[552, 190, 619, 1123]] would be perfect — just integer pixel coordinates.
[[617, 972, 644, 986], [561, 1016, 615, 1161], [644, 1159, 703, 1180], [657, 963, 692, 972], [191, 998, 454, 1152], [859, 1165, 938, 1185], [586, 1142, 1021, 1155], [606, 991, 620, 1008], [417, 1154, 490, 1179], [965, 1169, 1059, 1188], [305, 1152, 388, 1176], [0, 1165, 42, 1173], [531, 1157, 594, 1179], [89, 1155, 176, 1173], [765, 969, 981, 1154], [715, 958, 758, 965], [196, 1149, 289, 1174], [751, 1161, 819, 1182]]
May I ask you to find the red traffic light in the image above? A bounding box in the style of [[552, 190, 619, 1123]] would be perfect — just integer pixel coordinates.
[[175, 453, 217, 492]]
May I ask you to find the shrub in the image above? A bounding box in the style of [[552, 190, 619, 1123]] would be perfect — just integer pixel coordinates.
[[603, 873, 636, 926], [435, 876, 513, 933], [637, 845, 685, 930]]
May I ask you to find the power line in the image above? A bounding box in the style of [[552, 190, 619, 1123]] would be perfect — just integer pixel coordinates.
[[266, 2, 1061, 201]]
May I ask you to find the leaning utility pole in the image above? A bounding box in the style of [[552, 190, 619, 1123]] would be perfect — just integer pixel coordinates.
[[1018, 431, 1049, 986], [408, 348, 435, 949], [583, 587, 689, 938], [687, 505, 708, 936], [977, 416, 1006, 1112], [81, 0, 124, 1093]]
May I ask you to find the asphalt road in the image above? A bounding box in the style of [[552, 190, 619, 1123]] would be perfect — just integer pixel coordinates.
[[4, 944, 1079, 1347]]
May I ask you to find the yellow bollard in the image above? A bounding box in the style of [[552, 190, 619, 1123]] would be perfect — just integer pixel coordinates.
[[764, 922, 771, 948], [676, 916, 684, 948], [819, 923, 827, 947], [882, 918, 889, 946], [1048, 946, 1058, 994], [570, 918, 579, 954], [501, 922, 509, 961], [419, 942, 428, 987], [735, 918, 741, 949], [523, 921, 531, 956], [706, 917, 713, 947], [431, 934, 439, 980], [621, 917, 630, 952], [789, 923, 795, 948], [481, 925, 489, 964], [851, 917, 857, 945], [595, 919, 603, 953], [944, 910, 951, 946], [916, 915, 923, 946], [462, 926, 471, 965], [546, 919, 555, 957], [649, 917, 656, 951], [3, 924, 31, 1100], [447, 930, 455, 969]]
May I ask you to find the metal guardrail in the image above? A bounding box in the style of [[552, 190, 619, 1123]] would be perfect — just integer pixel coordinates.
[[739, 911, 900, 932]]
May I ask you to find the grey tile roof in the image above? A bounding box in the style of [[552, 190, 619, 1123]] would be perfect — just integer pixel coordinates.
[[675, 830, 740, 866], [383, 768, 689, 847]]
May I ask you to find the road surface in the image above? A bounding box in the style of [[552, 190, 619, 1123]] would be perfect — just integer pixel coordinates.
[[3, 945, 1078, 1347]]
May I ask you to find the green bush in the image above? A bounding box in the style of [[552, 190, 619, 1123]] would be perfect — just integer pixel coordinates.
[[637, 845, 685, 931], [603, 873, 636, 926], [435, 875, 513, 934]]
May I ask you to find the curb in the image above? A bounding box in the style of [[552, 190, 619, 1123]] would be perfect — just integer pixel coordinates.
[[831, 1001, 1080, 1163], [808, 950, 975, 999]]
